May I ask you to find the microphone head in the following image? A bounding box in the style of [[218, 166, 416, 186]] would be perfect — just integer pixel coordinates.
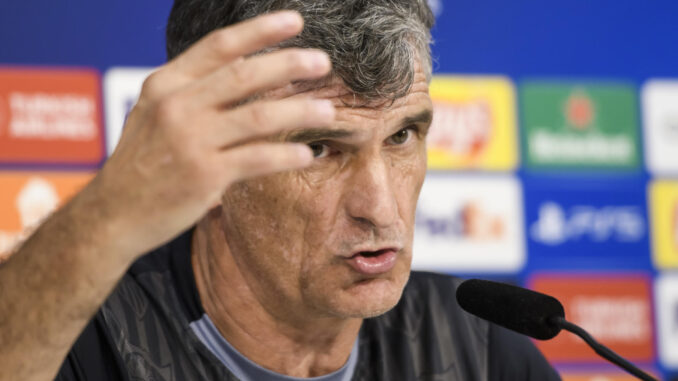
[[456, 279, 565, 340]]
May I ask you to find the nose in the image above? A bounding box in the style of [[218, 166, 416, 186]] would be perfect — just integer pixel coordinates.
[[343, 154, 398, 229]]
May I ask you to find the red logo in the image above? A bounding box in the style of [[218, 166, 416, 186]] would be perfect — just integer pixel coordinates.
[[559, 369, 659, 381], [0, 67, 104, 165], [0, 94, 6, 137], [564, 90, 595, 130], [529, 274, 654, 363]]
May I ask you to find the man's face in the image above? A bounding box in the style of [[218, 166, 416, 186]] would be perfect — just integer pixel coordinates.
[[219, 62, 432, 322]]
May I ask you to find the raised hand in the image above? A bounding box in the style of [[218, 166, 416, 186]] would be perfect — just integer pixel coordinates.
[[93, 11, 334, 255]]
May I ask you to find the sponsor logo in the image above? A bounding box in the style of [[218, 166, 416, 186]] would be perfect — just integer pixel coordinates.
[[0, 67, 104, 164], [564, 90, 595, 129], [412, 175, 524, 272], [531, 274, 654, 363], [416, 201, 505, 240], [559, 370, 659, 381], [524, 180, 649, 268], [7, 92, 97, 140], [427, 76, 518, 170], [103, 67, 154, 155], [649, 181, 678, 269], [521, 81, 640, 169], [0, 172, 93, 261], [0, 94, 6, 136], [429, 100, 491, 158], [642, 80, 678, 176], [530, 202, 645, 245], [655, 275, 678, 368]]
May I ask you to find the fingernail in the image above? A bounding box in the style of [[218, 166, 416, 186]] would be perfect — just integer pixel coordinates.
[[277, 11, 302, 29], [311, 51, 331, 72], [315, 100, 335, 118], [294, 144, 313, 164]]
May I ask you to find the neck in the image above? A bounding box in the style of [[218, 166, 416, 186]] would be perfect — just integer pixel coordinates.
[[191, 212, 362, 378]]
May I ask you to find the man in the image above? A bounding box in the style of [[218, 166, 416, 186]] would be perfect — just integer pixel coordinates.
[[0, 1, 561, 380]]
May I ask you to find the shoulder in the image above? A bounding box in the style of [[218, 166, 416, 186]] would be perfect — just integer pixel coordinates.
[[106, 227, 202, 321], [55, 228, 204, 381], [55, 315, 127, 381]]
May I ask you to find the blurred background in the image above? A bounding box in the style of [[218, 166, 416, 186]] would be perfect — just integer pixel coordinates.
[[1, 0, 677, 379]]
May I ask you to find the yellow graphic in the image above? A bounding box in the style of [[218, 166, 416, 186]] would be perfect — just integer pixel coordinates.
[[649, 180, 678, 269], [427, 76, 518, 170]]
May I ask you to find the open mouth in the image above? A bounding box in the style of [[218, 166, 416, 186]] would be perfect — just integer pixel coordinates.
[[353, 249, 392, 258]]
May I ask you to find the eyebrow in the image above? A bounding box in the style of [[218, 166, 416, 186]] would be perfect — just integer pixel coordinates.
[[400, 109, 433, 129], [287, 128, 355, 143], [286, 109, 433, 143]]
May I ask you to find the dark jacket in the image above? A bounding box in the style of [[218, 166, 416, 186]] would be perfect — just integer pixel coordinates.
[[56, 229, 560, 381]]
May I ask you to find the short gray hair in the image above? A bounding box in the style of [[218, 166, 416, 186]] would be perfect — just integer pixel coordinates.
[[166, 0, 434, 101]]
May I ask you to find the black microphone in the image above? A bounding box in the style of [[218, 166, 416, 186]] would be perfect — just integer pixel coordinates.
[[456, 279, 657, 381]]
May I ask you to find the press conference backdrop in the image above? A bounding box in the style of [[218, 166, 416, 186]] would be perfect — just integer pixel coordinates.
[[1, 1, 677, 379]]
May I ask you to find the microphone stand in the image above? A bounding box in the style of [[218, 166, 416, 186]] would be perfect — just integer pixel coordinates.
[[549, 316, 657, 381]]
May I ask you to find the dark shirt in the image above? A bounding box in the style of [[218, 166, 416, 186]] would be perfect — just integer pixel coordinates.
[[55, 229, 561, 381]]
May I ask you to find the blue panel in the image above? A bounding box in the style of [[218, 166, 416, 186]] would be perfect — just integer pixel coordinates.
[[431, 0, 678, 79], [523, 176, 651, 270]]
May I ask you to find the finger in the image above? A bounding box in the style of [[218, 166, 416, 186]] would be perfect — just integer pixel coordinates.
[[169, 11, 304, 79], [213, 99, 335, 148], [223, 143, 313, 181], [187, 48, 331, 108]]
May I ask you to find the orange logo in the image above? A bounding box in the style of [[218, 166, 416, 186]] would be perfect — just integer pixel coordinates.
[[0, 172, 93, 261], [461, 201, 505, 239], [530, 274, 654, 363], [0, 67, 104, 164]]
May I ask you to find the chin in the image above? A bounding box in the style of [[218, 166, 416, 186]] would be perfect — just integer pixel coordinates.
[[337, 273, 410, 318]]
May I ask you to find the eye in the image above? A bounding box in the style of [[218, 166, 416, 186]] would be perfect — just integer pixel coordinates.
[[308, 142, 330, 158], [388, 127, 414, 145]]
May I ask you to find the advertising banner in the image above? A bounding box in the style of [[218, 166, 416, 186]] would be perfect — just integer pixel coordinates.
[[525, 179, 649, 269], [521, 81, 640, 170], [649, 180, 678, 269], [0, 171, 93, 261], [530, 274, 654, 363], [103, 67, 154, 155], [656, 274, 678, 369], [427, 76, 518, 171], [642, 80, 678, 176], [412, 175, 525, 272], [0, 68, 104, 166], [559, 370, 658, 381]]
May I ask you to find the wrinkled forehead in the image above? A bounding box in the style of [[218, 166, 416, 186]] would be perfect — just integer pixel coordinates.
[[263, 61, 431, 110], [265, 76, 433, 145]]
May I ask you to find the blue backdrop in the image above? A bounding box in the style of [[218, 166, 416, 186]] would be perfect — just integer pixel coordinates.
[[2, 1, 677, 379]]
